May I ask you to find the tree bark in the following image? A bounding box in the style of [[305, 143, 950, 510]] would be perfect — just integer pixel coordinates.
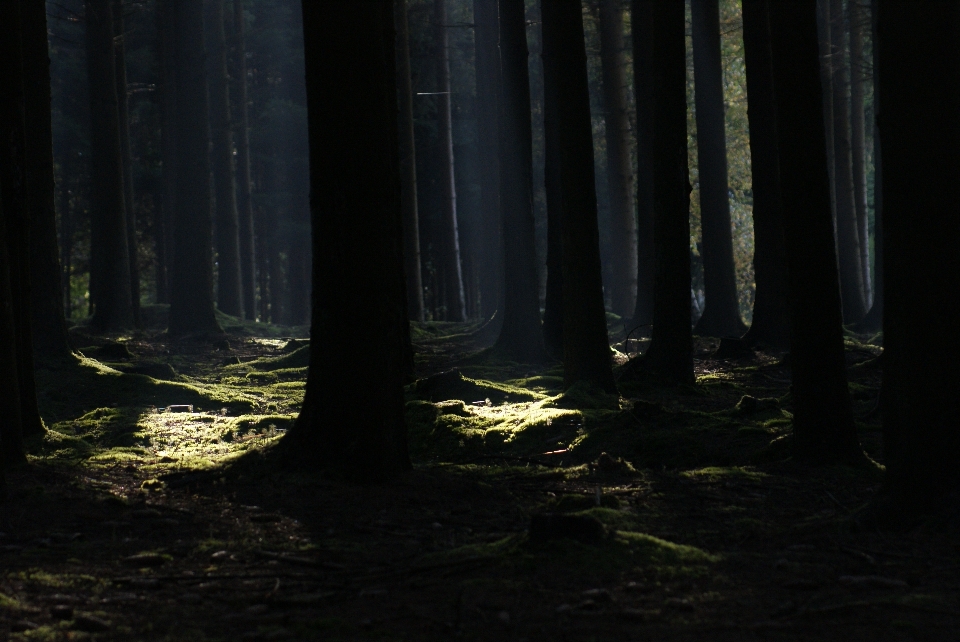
[[816, 0, 838, 231], [207, 0, 244, 319], [85, 0, 134, 332], [849, 0, 871, 306], [829, 0, 867, 323], [541, 0, 563, 358], [768, 0, 864, 464], [872, 0, 960, 523], [157, 0, 177, 306], [396, 0, 425, 323], [541, 0, 617, 393], [0, 184, 25, 467], [285, 0, 411, 480], [474, 0, 503, 322], [690, 0, 745, 338], [113, 0, 140, 327], [624, 0, 692, 385], [630, 0, 655, 333], [493, 0, 546, 362], [741, 0, 789, 350], [598, 0, 637, 318], [21, 0, 73, 360], [169, 0, 222, 335]]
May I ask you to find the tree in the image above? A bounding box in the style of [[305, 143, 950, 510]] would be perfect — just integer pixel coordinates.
[[541, 0, 563, 358], [848, 0, 871, 306], [396, 0, 425, 323], [630, 0, 655, 333], [541, 0, 616, 392], [208, 0, 244, 319], [741, 0, 788, 350], [21, 0, 73, 360], [625, 0, 693, 385], [85, 0, 135, 332], [768, 0, 863, 463], [598, 0, 637, 318], [283, 0, 411, 480], [493, 0, 546, 362], [0, 185, 25, 468], [169, 0, 222, 336], [870, 0, 959, 524], [157, 0, 177, 306], [690, 0, 745, 338]]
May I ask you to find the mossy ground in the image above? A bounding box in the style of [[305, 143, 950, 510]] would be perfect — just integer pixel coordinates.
[[1, 320, 957, 640]]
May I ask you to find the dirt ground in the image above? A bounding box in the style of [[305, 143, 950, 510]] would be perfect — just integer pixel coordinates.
[[1, 322, 958, 641]]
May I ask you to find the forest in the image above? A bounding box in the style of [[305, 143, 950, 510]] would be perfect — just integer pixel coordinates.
[[0, 0, 957, 639]]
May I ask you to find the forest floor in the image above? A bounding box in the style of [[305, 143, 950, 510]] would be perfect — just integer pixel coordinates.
[[1, 311, 958, 641]]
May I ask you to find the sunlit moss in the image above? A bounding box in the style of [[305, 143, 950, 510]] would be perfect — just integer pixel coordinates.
[[680, 466, 768, 483]]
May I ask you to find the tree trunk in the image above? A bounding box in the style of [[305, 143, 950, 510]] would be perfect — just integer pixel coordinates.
[[21, 0, 73, 360], [169, 0, 222, 336], [598, 0, 637, 318], [848, 0, 871, 306], [113, 0, 140, 327], [768, 0, 864, 464], [0, 187, 25, 467], [690, 0, 745, 338], [474, 0, 503, 322], [396, 0, 425, 323], [434, 0, 467, 322], [85, 0, 134, 332], [207, 0, 244, 319], [157, 0, 177, 306], [541, 0, 616, 393], [624, 0, 692, 385], [872, 0, 959, 523], [816, 0, 837, 231], [741, 0, 789, 350], [541, 0, 563, 358], [493, 0, 546, 362], [284, 1, 411, 480], [829, 0, 867, 323], [630, 0, 655, 333], [230, 0, 257, 321]]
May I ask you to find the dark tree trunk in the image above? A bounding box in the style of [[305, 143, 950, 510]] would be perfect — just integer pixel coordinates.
[[872, 0, 960, 523], [285, 1, 411, 480], [157, 0, 177, 306], [541, 0, 616, 392], [474, 0, 503, 321], [230, 0, 257, 321], [741, 0, 789, 350], [630, 0, 655, 332], [169, 0, 222, 336], [829, 0, 867, 323], [849, 0, 871, 306], [768, 1, 863, 463], [207, 0, 244, 319], [625, 0, 692, 385], [86, 0, 134, 332], [0, 188, 26, 467], [396, 0, 425, 323], [598, 0, 637, 318], [113, 0, 140, 327], [541, 7, 563, 358], [21, 0, 73, 360], [493, 0, 546, 362], [60, 156, 73, 319], [816, 0, 838, 230], [690, 0, 745, 338]]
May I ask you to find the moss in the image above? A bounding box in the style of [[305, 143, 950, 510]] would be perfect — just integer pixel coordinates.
[[680, 466, 769, 483], [546, 381, 622, 411]]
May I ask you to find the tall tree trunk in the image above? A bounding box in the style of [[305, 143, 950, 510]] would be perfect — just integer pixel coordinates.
[[829, 0, 867, 323], [285, 1, 411, 480], [474, 0, 503, 322], [230, 0, 256, 321], [872, 0, 959, 524], [541, 1, 563, 358], [157, 0, 177, 306], [598, 0, 637, 318], [848, 0, 871, 306], [816, 0, 838, 230], [741, 0, 789, 350], [396, 0, 425, 323], [85, 0, 134, 332], [0, 186, 25, 467], [434, 0, 467, 322], [768, 0, 864, 464], [169, 0, 222, 335], [60, 156, 73, 319], [21, 0, 72, 360], [624, 0, 692, 385], [630, 0, 655, 333], [542, 0, 616, 393], [690, 0, 745, 338], [493, 0, 546, 362], [113, 0, 140, 326], [207, 0, 244, 318]]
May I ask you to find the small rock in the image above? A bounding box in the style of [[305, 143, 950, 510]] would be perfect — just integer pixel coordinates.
[[51, 605, 74, 620], [211, 550, 230, 561], [123, 552, 168, 567], [72, 613, 111, 632], [213, 339, 232, 351], [431, 522, 443, 530]]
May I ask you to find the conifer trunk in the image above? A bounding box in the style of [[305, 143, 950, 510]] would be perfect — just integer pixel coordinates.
[[541, 1, 564, 357], [630, 0, 655, 332], [157, 0, 177, 306], [849, 0, 871, 305]]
